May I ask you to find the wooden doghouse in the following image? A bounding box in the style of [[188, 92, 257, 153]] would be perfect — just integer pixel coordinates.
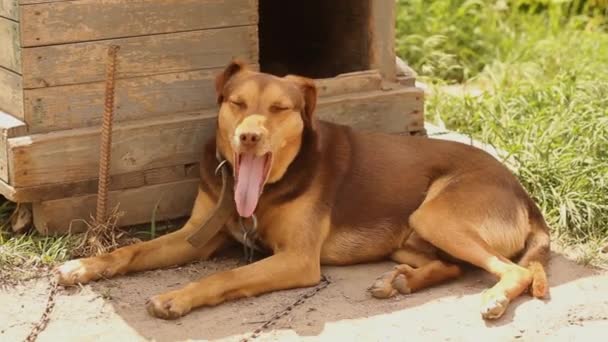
[[0, 0, 424, 234]]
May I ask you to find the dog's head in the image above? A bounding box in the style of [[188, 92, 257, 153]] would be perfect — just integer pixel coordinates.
[[214, 60, 317, 218]]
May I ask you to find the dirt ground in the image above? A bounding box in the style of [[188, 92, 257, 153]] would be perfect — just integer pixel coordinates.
[[1, 249, 607, 342]]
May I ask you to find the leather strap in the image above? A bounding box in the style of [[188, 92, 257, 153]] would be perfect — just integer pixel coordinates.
[[187, 156, 236, 248]]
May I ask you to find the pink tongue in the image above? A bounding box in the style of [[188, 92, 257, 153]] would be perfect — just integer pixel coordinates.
[[235, 154, 266, 217]]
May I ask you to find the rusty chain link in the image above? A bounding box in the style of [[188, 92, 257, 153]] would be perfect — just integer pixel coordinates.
[[241, 274, 331, 341], [23, 276, 59, 342]]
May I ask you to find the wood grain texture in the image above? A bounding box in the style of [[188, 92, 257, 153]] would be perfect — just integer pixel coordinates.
[[0, 0, 18, 21], [315, 70, 382, 97], [144, 165, 185, 185], [396, 56, 417, 87], [369, 0, 396, 81], [19, 1, 74, 4], [0, 67, 23, 118], [23, 68, 224, 133], [22, 25, 258, 88], [9, 112, 217, 187], [0, 17, 20, 73], [20, 0, 258, 47], [317, 87, 423, 134], [0, 111, 26, 182], [0, 110, 26, 137], [0, 177, 15, 199], [9, 87, 423, 188], [22, 65, 368, 133], [6, 165, 195, 202], [33, 178, 199, 234]]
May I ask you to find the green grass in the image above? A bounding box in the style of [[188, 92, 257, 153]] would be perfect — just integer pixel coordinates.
[[0, 200, 78, 282], [0, 198, 175, 283], [398, 0, 608, 258], [396, 0, 608, 83]]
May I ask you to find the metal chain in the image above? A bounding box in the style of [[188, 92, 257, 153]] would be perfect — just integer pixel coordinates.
[[23, 276, 59, 342], [241, 274, 331, 341], [239, 215, 259, 264]]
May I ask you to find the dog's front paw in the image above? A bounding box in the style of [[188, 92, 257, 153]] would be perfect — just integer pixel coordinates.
[[146, 291, 192, 320], [480, 289, 510, 320], [368, 266, 413, 299], [55, 257, 115, 286]]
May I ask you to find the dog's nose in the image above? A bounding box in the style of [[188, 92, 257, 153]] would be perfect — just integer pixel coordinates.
[[239, 132, 261, 146]]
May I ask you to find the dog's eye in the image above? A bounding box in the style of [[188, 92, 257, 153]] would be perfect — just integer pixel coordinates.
[[229, 99, 246, 109], [270, 105, 289, 113]]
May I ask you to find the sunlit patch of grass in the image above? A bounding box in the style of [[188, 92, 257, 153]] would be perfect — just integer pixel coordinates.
[[425, 28, 608, 255], [396, 0, 608, 84], [0, 198, 75, 282], [397, 1, 608, 260], [0, 230, 77, 283], [0, 197, 179, 283]]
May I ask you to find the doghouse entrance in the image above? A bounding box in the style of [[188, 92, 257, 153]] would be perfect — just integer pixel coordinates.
[[259, 0, 371, 78]]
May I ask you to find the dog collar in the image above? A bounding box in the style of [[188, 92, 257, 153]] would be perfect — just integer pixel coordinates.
[[186, 151, 236, 248], [187, 151, 262, 263]]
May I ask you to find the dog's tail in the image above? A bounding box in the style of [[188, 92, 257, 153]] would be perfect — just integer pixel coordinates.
[[518, 203, 551, 298]]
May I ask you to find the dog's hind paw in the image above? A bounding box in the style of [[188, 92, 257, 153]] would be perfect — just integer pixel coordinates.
[[480, 290, 510, 320], [368, 268, 412, 299]]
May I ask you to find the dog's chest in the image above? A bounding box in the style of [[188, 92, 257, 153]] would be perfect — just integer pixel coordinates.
[[224, 218, 265, 252]]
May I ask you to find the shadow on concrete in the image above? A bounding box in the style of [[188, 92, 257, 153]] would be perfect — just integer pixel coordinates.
[[81, 250, 602, 341]]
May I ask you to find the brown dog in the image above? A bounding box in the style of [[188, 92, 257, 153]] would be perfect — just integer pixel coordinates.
[[57, 60, 550, 321]]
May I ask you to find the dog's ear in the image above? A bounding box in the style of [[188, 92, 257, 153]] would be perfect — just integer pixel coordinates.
[[285, 75, 317, 128], [215, 60, 247, 105]]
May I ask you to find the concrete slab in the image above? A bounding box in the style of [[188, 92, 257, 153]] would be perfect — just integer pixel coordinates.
[[2, 252, 607, 342]]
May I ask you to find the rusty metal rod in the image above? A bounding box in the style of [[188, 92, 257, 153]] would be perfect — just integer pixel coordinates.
[[96, 45, 119, 224]]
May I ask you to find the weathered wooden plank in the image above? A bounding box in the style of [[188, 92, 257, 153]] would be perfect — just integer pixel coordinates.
[[0, 17, 20, 73], [9, 87, 423, 188], [9, 112, 217, 187], [369, 1, 396, 81], [7, 171, 142, 202], [19, 0, 73, 3], [22, 63, 374, 133], [185, 162, 200, 179], [23, 68, 223, 133], [315, 70, 382, 97], [0, 178, 15, 201], [7, 165, 194, 202], [20, 0, 258, 47], [0, 67, 23, 118], [0, 110, 26, 137], [317, 87, 423, 134], [406, 99, 425, 135], [0, 111, 26, 182], [33, 178, 199, 234], [396, 56, 416, 87], [0, 0, 18, 21], [144, 165, 186, 185], [23, 25, 258, 88]]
